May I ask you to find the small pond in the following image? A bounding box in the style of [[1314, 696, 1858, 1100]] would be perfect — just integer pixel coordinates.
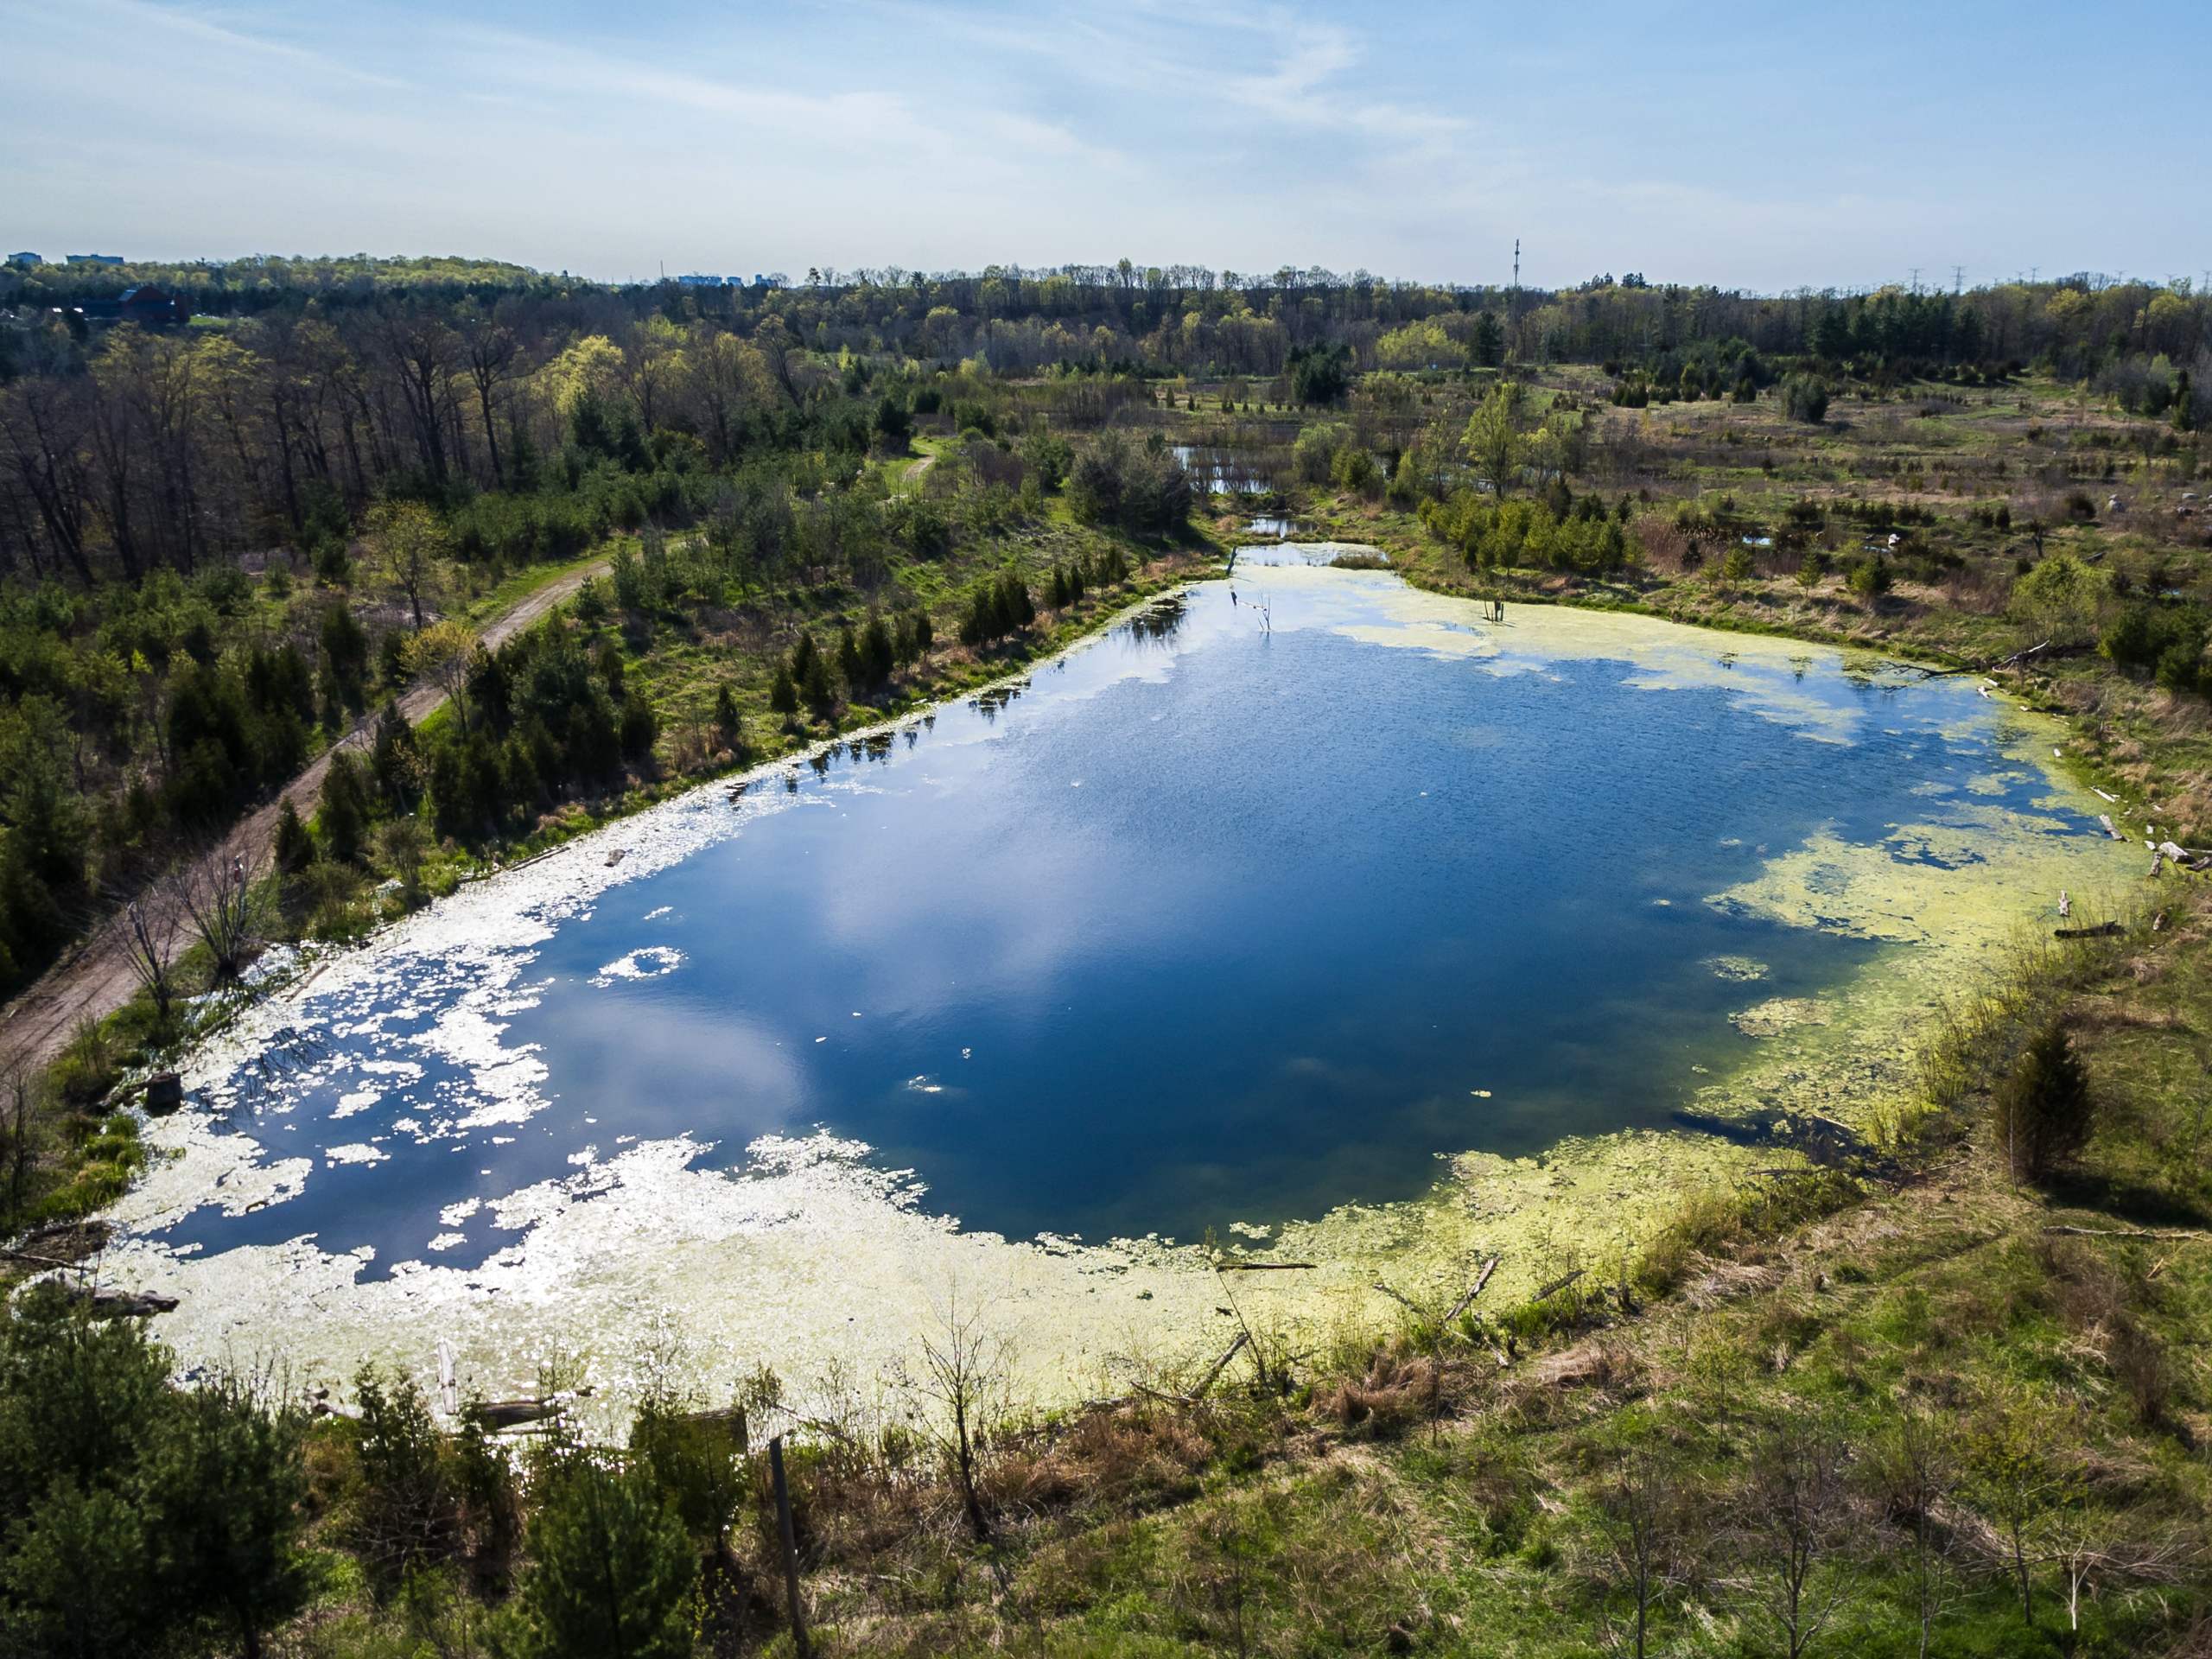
[[109, 554, 2126, 1403]]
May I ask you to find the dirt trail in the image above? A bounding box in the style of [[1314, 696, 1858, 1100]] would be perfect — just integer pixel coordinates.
[[0, 558, 608, 1078]]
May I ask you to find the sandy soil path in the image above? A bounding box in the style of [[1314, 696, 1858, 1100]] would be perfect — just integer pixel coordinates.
[[0, 558, 608, 1077]]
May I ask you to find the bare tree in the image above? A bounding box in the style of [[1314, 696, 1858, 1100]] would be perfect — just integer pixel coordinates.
[[1870, 1408, 1961, 1659], [1594, 1445, 1690, 1659], [1730, 1429, 1853, 1659], [2048, 1515, 2195, 1640], [0, 1065, 41, 1222], [122, 882, 188, 1025], [177, 853, 258, 982], [908, 1289, 1010, 1545]]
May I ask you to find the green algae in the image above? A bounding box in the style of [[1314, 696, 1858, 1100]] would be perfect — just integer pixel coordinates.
[[93, 569, 2145, 1427]]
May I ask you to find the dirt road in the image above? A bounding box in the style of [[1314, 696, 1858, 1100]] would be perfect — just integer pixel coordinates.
[[0, 557, 608, 1077]]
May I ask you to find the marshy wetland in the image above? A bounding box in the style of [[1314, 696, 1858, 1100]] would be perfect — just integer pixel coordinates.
[[107, 555, 2127, 1417]]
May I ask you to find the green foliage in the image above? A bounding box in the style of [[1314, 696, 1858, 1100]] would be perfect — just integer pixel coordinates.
[[1019, 429, 1072, 493], [1847, 554, 1893, 598], [1286, 343, 1350, 405], [1066, 431, 1191, 536], [2101, 601, 2206, 696], [1419, 491, 1634, 575], [320, 751, 371, 864], [1292, 423, 1347, 486], [0, 1287, 311, 1658], [1992, 1020, 2094, 1182], [959, 573, 1036, 648], [273, 798, 314, 876], [2011, 553, 2103, 645], [1780, 372, 1830, 423], [344, 1365, 462, 1581], [508, 1450, 696, 1659]]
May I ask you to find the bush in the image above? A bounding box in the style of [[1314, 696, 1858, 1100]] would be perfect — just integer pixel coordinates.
[[958, 573, 1035, 648], [1066, 432, 1191, 536], [1847, 555, 1891, 599], [1993, 1020, 2094, 1182], [508, 1451, 696, 1659], [1780, 374, 1830, 424]]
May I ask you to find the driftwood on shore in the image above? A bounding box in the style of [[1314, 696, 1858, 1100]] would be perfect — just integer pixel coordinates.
[[1442, 1255, 1503, 1325], [62, 1285, 179, 1319], [2055, 921, 2126, 940], [1188, 1332, 1250, 1401]]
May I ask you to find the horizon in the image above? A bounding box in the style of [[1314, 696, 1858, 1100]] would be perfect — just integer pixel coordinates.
[[3, 0, 2206, 294]]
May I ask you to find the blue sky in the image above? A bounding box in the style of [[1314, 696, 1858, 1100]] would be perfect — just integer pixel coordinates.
[[3, 0, 2205, 292]]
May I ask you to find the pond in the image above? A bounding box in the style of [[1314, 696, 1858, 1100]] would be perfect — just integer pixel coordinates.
[[1172, 444, 1274, 495], [108, 556, 2127, 1409]]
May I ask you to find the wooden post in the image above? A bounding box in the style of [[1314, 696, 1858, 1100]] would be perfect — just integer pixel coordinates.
[[770, 1435, 810, 1658]]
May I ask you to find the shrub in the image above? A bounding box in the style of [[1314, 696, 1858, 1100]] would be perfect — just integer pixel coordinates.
[[1780, 374, 1830, 424], [1993, 1020, 2094, 1182], [1847, 555, 1891, 598]]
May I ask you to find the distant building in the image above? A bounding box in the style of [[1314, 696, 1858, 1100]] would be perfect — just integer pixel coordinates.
[[5, 252, 38, 269], [60, 284, 190, 328], [66, 253, 124, 267], [677, 272, 727, 287]]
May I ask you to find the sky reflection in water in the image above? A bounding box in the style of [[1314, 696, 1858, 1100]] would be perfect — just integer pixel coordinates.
[[156, 564, 2096, 1273]]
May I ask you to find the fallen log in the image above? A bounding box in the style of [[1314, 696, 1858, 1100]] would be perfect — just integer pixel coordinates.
[[1442, 1255, 1503, 1325], [2044, 1225, 2210, 1242], [474, 1398, 564, 1430], [1214, 1260, 1317, 1272], [63, 1286, 179, 1319], [1189, 1332, 1251, 1402], [2055, 921, 2125, 940], [1532, 1268, 1587, 1302]]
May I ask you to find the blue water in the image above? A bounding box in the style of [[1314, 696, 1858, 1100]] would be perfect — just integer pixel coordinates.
[[158, 566, 2099, 1269]]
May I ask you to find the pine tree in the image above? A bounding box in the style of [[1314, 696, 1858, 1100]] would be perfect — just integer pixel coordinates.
[[800, 648, 836, 712], [512, 1455, 696, 1659], [769, 664, 798, 717], [713, 683, 742, 750], [319, 753, 368, 865], [861, 613, 895, 687], [273, 800, 314, 875], [1994, 1020, 2094, 1182]]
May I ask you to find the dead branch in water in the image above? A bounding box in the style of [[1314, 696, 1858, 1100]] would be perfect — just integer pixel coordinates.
[[1443, 1255, 1503, 1324]]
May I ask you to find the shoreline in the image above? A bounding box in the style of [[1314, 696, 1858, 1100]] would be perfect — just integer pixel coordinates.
[[86, 551, 2133, 1423]]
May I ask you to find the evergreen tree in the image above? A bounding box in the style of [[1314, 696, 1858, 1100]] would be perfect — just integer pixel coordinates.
[[142, 1379, 314, 1659], [768, 663, 798, 718], [319, 753, 368, 865], [836, 624, 864, 692], [510, 1453, 696, 1659], [619, 691, 658, 761], [860, 613, 895, 688], [713, 683, 744, 753], [1994, 1020, 2094, 1182], [272, 799, 314, 875]]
